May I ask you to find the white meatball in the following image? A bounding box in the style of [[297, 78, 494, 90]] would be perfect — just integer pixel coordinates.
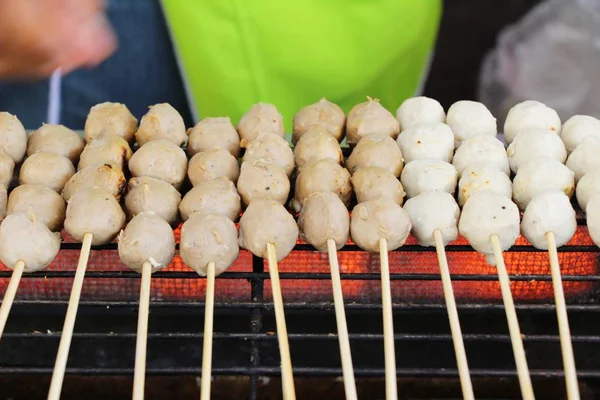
[[395, 96, 446, 131], [346, 133, 403, 176], [577, 170, 600, 211], [404, 191, 459, 247], [84, 102, 138, 143], [452, 134, 509, 176], [238, 200, 298, 261], [0, 185, 7, 222], [124, 176, 181, 226], [566, 136, 600, 182], [187, 148, 239, 186], [135, 103, 187, 146], [118, 212, 175, 273], [187, 117, 240, 157], [7, 184, 66, 231], [503, 100, 561, 144], [27, 124, 85, 164], [237, 160, 290, 207], [78, 135, 133, 171], [64, 186, 126, 245], [237, 102, 285, 144], [294, 126, 343, 168], [507, 128, 566, 173], [560, 115, 600, 154], [181, 213, 239, 276], [458, 190, 520, 266], [586, 195, 600, 247], [351, 167, 405, 205], [129, 139, 188, 189], [346, 97, 400, 146], [521, 191, 576, 250], [20, 152, 75, 193], [400, 159, 457, 199], [62, 162, 126, 202], [298, 192, 349, 251], [292, 159, 352, 212], [179, 177, 241, 222], [512, 157, 575, 211], [458, 165, 512, 206], [242, 132, 294, 176], [446, 101, 496, 148], [292, 98, 346, 143], [350, 199, 411, 252], [396, 122, 454, 164], [0, 212, 60, 272], [0, 151, 14, 189], [0, 112, 27, 163]]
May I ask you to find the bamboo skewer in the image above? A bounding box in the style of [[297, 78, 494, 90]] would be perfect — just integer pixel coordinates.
[[379, 238, 397, 400], [132, 260, 153, 400], [0, 260, 25, 339], [200, 261, 216, 400]]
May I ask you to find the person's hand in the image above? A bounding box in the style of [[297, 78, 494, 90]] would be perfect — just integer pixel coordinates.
[[0, 0, 117, 79]]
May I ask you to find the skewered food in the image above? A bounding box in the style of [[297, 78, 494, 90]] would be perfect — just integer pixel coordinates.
[[62, 162, 126, 202], [404, 191, 460, 247], [446, 101, 496, 147], [238, 199, 298, 261], [181, 213, 239, 276], [566, 136, 600, 182], [19, 152, 75, 193], [298, 192, 349, 251], [346, 97, 399, 146], [560, 115, 600, 154], [292, 98, 345, 144], [400, 159, 457, 199], [64, 186, 126, 245], [0, 212, 61, 272], [84, 102, 138, 143], [395, 96, 446, 131], [237, 102, 285, 144], [242, 132, 294, 177], [135, 103, 187, 146], [125, 176, 181, 226], [0, 112, 27, 163], [452, 134, 509, 176], [458, 165, 512, 206], [293, 126, 343, 168], [0, 151, 14, 189], [507, 128, 567, 173], [521, 190, 576, 249], [586, 195, 600, 246], [0, 185, 6, 222], [78, 135, 133, 171], [187, 148, 239, 186], [129, 139, 187, 189], [503, 100, 561, 144], [187, 117, 240, 157], [396, 122, 454, 164], [346, 133, 403, 176], [351, 167, 405, 205], [237, 160, 290, 207], [350, 199, 411, 252], [292, 159, 351, 212], [118, 212, 175, 273], [7, 184, 66, 232], [576, 170, 600, 211], [179, 177, 241, 222], [27, 124, 85, 164]]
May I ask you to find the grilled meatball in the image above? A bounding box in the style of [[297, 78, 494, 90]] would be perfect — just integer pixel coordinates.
[[118, 212, 175, 273], [0, 212, 61, 272], [181, 213, 239, 276], [401, 159, 457, 199], [242, 132, 294, 177], [452, 134, 509, 177], [294, 126, 343, 168], [129, 139, 187, 189], [458, 190, 520, 266], [458, 165, 512, 207], [0, 112, 27, 163], [0, 185, 6, 223], [396, 122, 454, 164], [586, 195, 600, 247], [64, 186, 126, 245], [187, 148, 239, 186], [346, 133, 403, 176], [351, 167, 405, 205], [238, 199, 298, 261], [560, 115, 600, 154], [78, 135, 133, 171], [0, 151, 14, 189], [395, 96, 446, 131], [507, 128, 567, 174], [566, 136, 600, 182], [577, 170, 600, 212], [20, 152, 75, 193], [179, 177, 241, 222], [27, 124, 85, 164], [503, 100, 561, 144], [125, 176, 181, 226], [521, 190, 576, 249], [135, 103, 187, 146], [350, 199, 411, 252], [292, 98, 346, 144], [62, 162, 126, 202], [298, 192, 349, 251], [7, 184, 66, 231], [346, 97, 399, 146], [187, 117, 240, 157], [84, 102, 138, 143], [237, 160, 290, 207], [512, 157, 575, 211], [292, 159, 351, 212], [237, 102, 285, 144], [446, 101, 496, 148], [404, 191, 460, 247]]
